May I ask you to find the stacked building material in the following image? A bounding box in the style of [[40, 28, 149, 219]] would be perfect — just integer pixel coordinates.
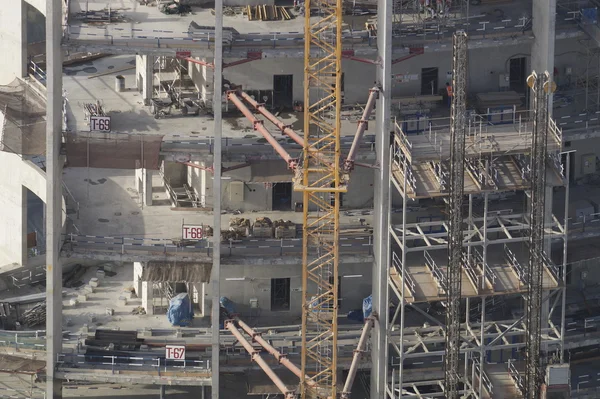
[[83, 101, 106, 117], [273, 219, 297, 239], [475, 91, 522, 110], [252, 217, 274, 238], [21, 302, 46, 327], [229, 217, 251, 237], [247, 5, 292, 21]]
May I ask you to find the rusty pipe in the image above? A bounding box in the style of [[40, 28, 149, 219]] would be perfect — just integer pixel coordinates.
[[227, 92, 298, 170], [343, 86, 380, 173], [236, 319, 316, 387], [341, 317, 375, 399], [225, 321, 296, 399], [239, 91, 305, 146]]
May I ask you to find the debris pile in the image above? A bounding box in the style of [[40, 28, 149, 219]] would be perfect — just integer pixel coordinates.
[[73, 9, 127, 23], [21, 302, 46, 328], [246, 5, 292, 21], [159, 2, 192, 15], [274, 219, 297, 239], [229, 217, 251, 237], [252, 217, 273, 238], [221, 230, 242, 241], [63, 264, 87, 288]]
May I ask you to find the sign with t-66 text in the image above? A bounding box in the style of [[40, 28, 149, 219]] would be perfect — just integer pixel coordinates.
[[90, 116, 111, 132], [165, 345, 186, 360], [182, 225, 203, 240]]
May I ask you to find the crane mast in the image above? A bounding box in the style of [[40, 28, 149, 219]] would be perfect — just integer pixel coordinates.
[[298, 0, 345, 396], [444, 30, 468, 399], [524, 71, 551, 399]]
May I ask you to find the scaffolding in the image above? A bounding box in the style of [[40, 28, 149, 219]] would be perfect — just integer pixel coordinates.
[[386, 64, 567, 397]]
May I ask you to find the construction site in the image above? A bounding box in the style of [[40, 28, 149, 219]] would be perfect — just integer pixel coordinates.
[[4, 0, 600, 398]]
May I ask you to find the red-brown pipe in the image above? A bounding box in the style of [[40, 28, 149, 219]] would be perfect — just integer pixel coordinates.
[[225, 321, 296, 399], [239, 91, 305, 146], [341, 317, 375, 399], [236, 319, 316, 388], [227, 92, 298, 170], [343, 86, 379, 173]]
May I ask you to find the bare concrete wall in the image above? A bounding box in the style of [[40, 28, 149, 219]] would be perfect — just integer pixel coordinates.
[[163, 161, 187, 186], [217, 262, 371, 318], [0, 1, 27, 85]]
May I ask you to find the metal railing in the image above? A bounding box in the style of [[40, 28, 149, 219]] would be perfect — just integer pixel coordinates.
[[473, 359, 494, 395], [62, 233, 373, 257], [57, 353, 210, 374], [508, 359, 525, 394], [391, 251, 416, 297], [504, 244, 527, 286], [28, 61, 46, 87], [424, 250, 446, 295]]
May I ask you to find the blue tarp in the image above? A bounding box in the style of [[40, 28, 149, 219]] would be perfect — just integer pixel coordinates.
[[220, 297, 236, 314], [167, 293, 193, 327], [582, 8, 598, 24], [363, 295, 372, 319]]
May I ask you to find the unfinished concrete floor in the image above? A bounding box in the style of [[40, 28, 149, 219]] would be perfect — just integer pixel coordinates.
[[61, 167, 375, 239]]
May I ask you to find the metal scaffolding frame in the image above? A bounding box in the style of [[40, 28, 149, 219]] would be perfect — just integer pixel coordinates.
[[384, 68, 567, 398], [444, 31, 468, 399]]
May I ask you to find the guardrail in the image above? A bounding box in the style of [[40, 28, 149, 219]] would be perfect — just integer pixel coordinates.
[[57, 353, 210, 374], [391, 251, 416, 297], [504, 244, 527, 286], [62, 233, 374, 257], [28, 61, 46, 87], [508, 359, 525, 394], [424, 250, 446, 295], [473, 359, 494, 395]]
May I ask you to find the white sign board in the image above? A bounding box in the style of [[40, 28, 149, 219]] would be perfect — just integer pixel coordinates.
[[165, 345, 186, 360], [90, 116, 111, 132], [182, 225, 204, 240]]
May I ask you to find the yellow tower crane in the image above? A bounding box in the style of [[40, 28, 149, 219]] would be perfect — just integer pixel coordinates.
[[297, 0, 345, 397]]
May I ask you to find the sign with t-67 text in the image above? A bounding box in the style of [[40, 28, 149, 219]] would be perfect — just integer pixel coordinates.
[[165, 345, 186, 360], [182, 225, 204, 240], [90, 116, 111, 132]]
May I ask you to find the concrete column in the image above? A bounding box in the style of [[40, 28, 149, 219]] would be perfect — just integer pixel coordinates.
[[212, 0, 224, 395], [0, 0, 27, 84], [370, 0, 392, 394], [140, 55, 154, 105], [200, 162, 209, 207], [133, 262, 143, 296], [19, 186, 28, 266], [143, 169, 153, 206], [142, 281, 154, 315], [46, 0, 64, 397], [531, 0, 556, 110]]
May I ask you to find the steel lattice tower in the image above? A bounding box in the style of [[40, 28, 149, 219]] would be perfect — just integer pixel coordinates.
[[299, 0, 346, 396], [444, 30, 468, 399], [524, 71, 551, 399]]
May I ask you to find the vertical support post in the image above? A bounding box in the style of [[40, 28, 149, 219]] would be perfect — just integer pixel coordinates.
[[560, 151, 571, 362], [479, 192, 489, 398], [370, 0, 392, 391], [211, 0, 224, 395], [397, 158, 408, 395], [46, 0, 64, 397]]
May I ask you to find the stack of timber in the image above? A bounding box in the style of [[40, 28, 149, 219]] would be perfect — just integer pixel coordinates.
[[252, 217, 274, 238], [475, 91, 522, 110], [475, 0, 513, 4], [73, 9, 126, 23], [83, 101, 106, 117], [21, 302, 46, 328], [247, 5, 292, 21]]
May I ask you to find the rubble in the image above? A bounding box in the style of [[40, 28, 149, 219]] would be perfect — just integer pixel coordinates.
[[229, 217, 251, 237], [274, 219, 297, 238], [21, 302, 46, 327], [252, 217, 273, 238]]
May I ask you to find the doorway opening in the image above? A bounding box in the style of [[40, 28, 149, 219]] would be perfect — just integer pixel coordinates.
[[273, 75, 293, 109], [271, 278, 291, 311], [421, 67, 439, 95], [509, 57, 527, 92], [272, 182, 292, 211]]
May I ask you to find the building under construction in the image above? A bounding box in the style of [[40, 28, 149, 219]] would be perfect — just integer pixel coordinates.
[[3, 0, 600, 398]]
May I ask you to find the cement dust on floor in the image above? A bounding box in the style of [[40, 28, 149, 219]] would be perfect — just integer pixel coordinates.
[[62, 167, 375, 239], [62, 262, 199, 333]]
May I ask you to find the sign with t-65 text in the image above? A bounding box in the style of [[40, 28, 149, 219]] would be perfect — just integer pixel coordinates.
[[165, 345, 186, 360], [182, 225, 204, 240], [90, 116, 111, 132]]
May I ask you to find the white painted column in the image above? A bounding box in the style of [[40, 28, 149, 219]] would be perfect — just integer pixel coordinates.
[[133, 262, 143, 296], [142, 281, 154, 315]]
